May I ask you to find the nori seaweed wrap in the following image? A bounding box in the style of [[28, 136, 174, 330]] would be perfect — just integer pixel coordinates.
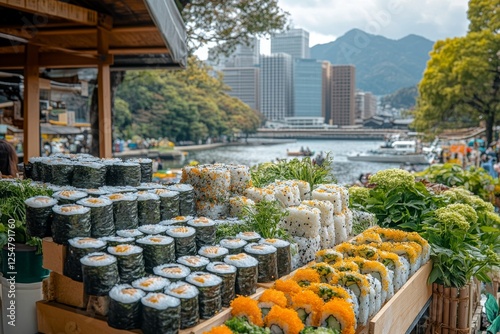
[[136, 235, 176, 273], [49, 159, 74, 186], [259, 238, 292, 278], [27, 157, 45, 181], [219, 238, 248, 255], [136, 191, 161, 226], [77, 197, 114, 238], [198, 245, 229, 262], [132, 276, 170, 293], [128, 158, 153, 183], [72, 161, 106, 189], [151, 189, 180, 220], [64, 237, 106, 281], [164, 281, 199, 329], [224, 253, 258, 296], [187, 217, 216, 248], [51, 204, 91, 244], [25, 196, 57, 238], [186, 272, 222, 319], [108, 161, 141, 187], [158, 215, 193, 227], [244, 243, 278, 283], [104, 193, 138, 230], [138, 224, 168, 236], [141, 293, 181, 334], [108, 244, 146, 283], [176, 255, 210, 272], [53, 190, 88, 205], [116, 229, 144, 240], [153, 264, 191, 282], [100, 236, 135, 247], [39, 158, 53, 183], [236, 231, 262, 243], [165, 226, 197, 258], [80, 252, 119, 295], [167, 183, 195, 216], [108, 284, 145, 330], [206, 262, 236, 307], [101, 158, 122, 185]]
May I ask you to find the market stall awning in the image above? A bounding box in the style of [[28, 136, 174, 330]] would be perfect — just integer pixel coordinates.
[[40, 124, 83, 135]]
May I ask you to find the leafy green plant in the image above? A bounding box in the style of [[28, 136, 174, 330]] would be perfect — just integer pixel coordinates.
[[241, 200, 290, 240], [225, 317, 270, 334]]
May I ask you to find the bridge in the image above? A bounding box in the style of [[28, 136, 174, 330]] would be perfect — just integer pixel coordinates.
[[254, 128, 406, 140]]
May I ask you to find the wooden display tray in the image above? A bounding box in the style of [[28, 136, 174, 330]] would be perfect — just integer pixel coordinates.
[[37, 288, 266, 334]]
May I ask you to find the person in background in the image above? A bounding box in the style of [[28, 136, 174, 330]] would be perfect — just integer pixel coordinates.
[[0, 139, 19, 178]]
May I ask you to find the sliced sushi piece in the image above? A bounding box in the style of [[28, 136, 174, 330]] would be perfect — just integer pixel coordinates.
[[136, 191, 161, 226], [151, 189, 180, 220], [377, 250, 408, 292], [77, 197, 114, 238], [186, 272, 222, 319], [236, 231, 261, 243], [195, 200, 229, 220], [166, 183, 196, 216], [127, 158, 153, 183], [53, 190, 88, 205], [198, 245, 229, 262], [330, 271, 371, 326], [82, 188, 109, 198], [243, 186, 276, 203], [290, 289, 324, 326], [292, 235, 321, 268], [281, 205, 321, 238], [318, 298, 356, 334], [258, 289, 288, 318], [72, 161, 106, 189], [311, 187, 342, 215], [229, 196, 255, 218], [273, 279, 302, 306], [153, 263, 191, 282], [291, 268, 321, 287], [51, 204, 91, 244], [259, 238, 292, 278], [224, 253, 258, 296], [177, 255, 210, 272], [230, 295, 263, 326], [141, 292, 181, 334], [351, 256, 393, 303], [267, 182, 301, 207], [116, 228, 144, 239], [164, 281, 199, 329], [108, 284, 145, 330], [80, 252, 119, 296], [137, 182, 166, 191], [301, 200, 335, 227], [104, 193, 139, 230], [158, 215, 193, 227], [206, 262, 237, 307], [343, 208, 354, 236], [165, 225, 197, 258], [264, 305, 305, 334], [244, 243, 278, 283], [315, 249, 343, 265], [132, 276, 170, 293], [226, 164, 251, 195], [310, 262, 335, 283], [219, 238, 248, 255], [138, 224, 168, 236], [99, 236, 135, 247], [187, 216, 216, 248], [64, 237, 106, 281], [333, 213, 348, 244], [107, 244, 145, 283], [25, 196, 57, 238], [136, 235, 175, 273]]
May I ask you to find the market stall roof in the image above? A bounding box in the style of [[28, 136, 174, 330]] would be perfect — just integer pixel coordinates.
[[40, 124, 83, 135]]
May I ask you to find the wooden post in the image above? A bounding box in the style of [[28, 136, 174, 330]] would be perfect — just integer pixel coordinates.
[[431, 283, 438, 331], [97, 27, 112, 158], [437, 284, 444, 334], [457, 284, 469, 331], [442, 287, 450, 334], [449, 287, 458, 334], [23, 44, 40, 163]]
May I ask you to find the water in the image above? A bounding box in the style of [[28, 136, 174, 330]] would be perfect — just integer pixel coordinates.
[[168, 139, 400, 185]]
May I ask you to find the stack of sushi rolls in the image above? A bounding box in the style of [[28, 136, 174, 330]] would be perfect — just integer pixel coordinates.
[[377, 250, 408, 292], [164, 281, 200, 329], [184, 164, 231, 201], [64, 237, 106, 281], [107, 244, 146, 283], [151, 189, 180, 220], [53, 189, 87, 205], [137, 182, 166, 191], [138, 224, 168, 236], [107, 161, 141, 187], [77, 197, 114, 238], [101, 158, 123, 184], [166, 183, 196, 216], [226, 164, 251, 195], [243, 186, 276, 203], [80, 252, 119, 295], [25, 196, 58, 238], [38, 157, 53, 183], [198, 245, 229, 262], [224, 253, 258, 296], [72, 161, 106, 188], [104, 193, 138, 230], [177, 255, 210, 272], [100, 236, 135, 247], [301, 199, 336, 249], [266, 182, 301, 207], [159, 215, 193, 227], [26, 156, 45, 181], [244, 243, 278, 283], [107, 284, 145, 330], [136, 191, 161, 226], [186, 272, 222, 319], [51, 204, 91, 244], [116, 229, 144, 240], [141, 292, 181, 334], [49, 159, 74, 186], [132, 276, 170, 293], [228, 196, 255, 217], [206, 261, 237, 307], [195, 201, 229, 220], [375, 241, 422, 276], [330, 271, 371, 326], [154, 263, 191, 282], [236, 231, 261, 243], [136, 235, 175, 272], [351, 256, 394, 302], [128, 158, 153, 183], [259, 238, 292, 278], [312, 185, 343, 215], [187, 217, 216, 248], [165, 226, 197, 258], [219, 238, 248, 255]]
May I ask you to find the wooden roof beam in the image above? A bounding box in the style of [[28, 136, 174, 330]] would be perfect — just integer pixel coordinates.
[[34, 25, 159, 36], [0, 52, 113, 70]]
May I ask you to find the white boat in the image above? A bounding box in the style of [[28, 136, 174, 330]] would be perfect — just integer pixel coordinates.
[[347, 139, 433, 164]]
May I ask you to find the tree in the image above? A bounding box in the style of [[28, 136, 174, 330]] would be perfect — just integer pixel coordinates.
[[413, 0, 500, 144]]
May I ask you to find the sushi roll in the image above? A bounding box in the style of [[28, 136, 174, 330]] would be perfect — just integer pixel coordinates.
[[306, 283, 359, 320], [165, 226, 197, 258], [187, 217, 216, 248], [268, 182, 302, 207], [49, 159, 74, 186], [151, 189, 180, 220], [301, 200, 335, 228], [166, 183, 196, 216], [224, 253, 258, 296], [136, 235, 176, 273], [53, 190, 88, 205], [290, 289, 324, 326], [331, 261, 359, 273], [229, 196, 255, 218], [141, 292, 181, 334], [64, 237, 106, 281], [311, 187, 342, 215], [264, 305, 305, 334], [116, 229, 144, 239], [104, 193, 139, 230], [39, 158, 53, 183], [137, 183, 166, 191], [83, 188, 109, 198], [128, 158, 153, 183], [177, 255, 210, 272], [377, 250, 408, 292], [195, 201, 229, 220], [25, 196, 57, 238], [72, 161, 106, 189], [274, 279, 302, 305], [198, 245, 229, 262], [243, 187, 276, 203], [107, 161, 141, 187], [159, 215, 193, 227], [292, 235, 321, 268], [354, 257, 393, 303], [230, 295, 264, 326], [26, 156, 44, 181], [51, 204, 91, 244], [206, 262, 237, 307], [333, 213, 348, 244], [330, 271, 371, 326], [136, 191, 161, 226], [318, 298, 356, 334], [258, 289, 288, 317], [80, 252, 119, 295], [190, 164, 231, 201], [236, 231, 261, 243], [260, 238, 291, 278], [310, 262, 336, 284], [77, 197, 114, 238], [107, 244, 146, 283], [154, 263, 191, 282], [164, 281, 199, 329], [315, 249, 344, 265], [108, 284, 145, 329], [226, 164, 251, 194], [244, 243, 278, 283], [138, 224, 168, 236], [132, 276, 170, 293], [186, 272, 222, 319], [219, 238, 248, 255], [99, 236, 135, 247], [292, 268, 321, 287], [281, 205, 322, 238]]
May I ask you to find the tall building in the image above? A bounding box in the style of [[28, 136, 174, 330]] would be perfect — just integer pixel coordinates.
[[330, 65, 356, 126], [260, 53, 293, 121], [322, 61, 332, 124], [292, 58, 324, 119], [223, 68, 260, 111], [355, 91, 378, 120], [271, 28, 310, 59]]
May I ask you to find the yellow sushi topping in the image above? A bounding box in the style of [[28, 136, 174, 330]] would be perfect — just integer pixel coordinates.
[[147, 294, 165, 304], [172, 227, 189, 233], [89, 254, 108, 261], [60, 205, 80, 213], [194, 217, 210, 223], [259, 289, 287, 308], [174, 216, 186, 221], [108, 194, 123, 200], [193, 274, 211, 284], [203, 324, 233, 334], [230, 296, 263, 327], [229, 253, 247, 261], [264, 305, 304, 334], [77, 238, 96, 244], [171, 284, 189, 294], [320, 298, 356, 334], [140, 278, 158, 287], [214, 264, 231, 271], [150, 237, 163, 243], [162, 267, 182, 274], [291, 289, 324, 326], [87, 198, 103, 204], [292, 268, 321, 287], [203, 247, 220, 254], [121, 288, 139, 296], [184, 257, 200, 264], [115, 245, 132, 253], [60, 190, 76, 197]]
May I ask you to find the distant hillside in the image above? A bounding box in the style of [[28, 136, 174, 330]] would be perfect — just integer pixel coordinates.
[[380, 85, 418, 109], [311, 29, 434, 95]]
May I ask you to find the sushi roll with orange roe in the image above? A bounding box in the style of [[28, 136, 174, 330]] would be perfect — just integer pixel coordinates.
[[258, 289, 287, 317], [291, 289, 324, 326], [203, 324, 233, 334], [306, 283, 359, 322], [230, 295, 263, 327], [318, 298, 356, 334], [264, 305, 304, 334], [315, 249, 343, 265], [273, 279, 301, 306], [292, 268, 321, 287]]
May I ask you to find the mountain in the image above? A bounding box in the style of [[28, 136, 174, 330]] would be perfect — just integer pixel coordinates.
[[380, 85, 418, 109], [311, 29, 434, 95]]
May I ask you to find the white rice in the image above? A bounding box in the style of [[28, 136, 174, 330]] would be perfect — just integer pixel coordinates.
[[25, 196, 57, 208], [100, 236, 135, 244], [77, 197, 112, 208], [136, 191, 160, 201], [165, 281, 199, 299], [111, 186, 138, 193], [136, 235, 174, 245], [116, 229, 144, 238], [319, 226, 332, 249], [75, 161, 106, 170], [167, 184, 194, 192], [343, 208, 354, 236], [138, 224, 168, 235], [327, 224, 336, 247], [138, 183, 166, 190], [280, 205, 321, 238], [68, 237, 106, 249], [236, 231, 261, 241], [311, 187, 342, 214], [244, 243, 277, 255], [150, 189, 179, 198], [316, 184, 349, 211], [198, 246, 229, 258], [267, 183, 301, 207], [141, 293, 180, 309], [292, 235, 321, 267], [229, 196, 255, 217], [259, 238, 290, 248], [153, 264, 191, 279], [53, 190, 88, 201], [187, 217, 215, 227], [128, 158, 152, 164], [80, 252, 117, 266], [301, 199, 334, 227], [165, 226, 196, 238], [223, 253, 258, 268], [104, 193, 137, 202], [107, 244, 143, 256], [206, 261, 237, 274], [109, 284, 145, 303], [52, 204, 90, 216], [177, 255, 210, 268], [132, 276, 169, 292], [100, 158, 122, 165], [243, 187, 275, 202], [84, 188, 109, 196], [219, 238, 247, 249], [186, 272, 222, 287], [195, 201, 228, 220], [333, 213, 348, 243]]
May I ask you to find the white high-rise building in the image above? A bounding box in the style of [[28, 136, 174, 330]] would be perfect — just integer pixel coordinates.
[[223, 68, 260, 111], [260, 53, 293, 121], [271, 28, 310, 59]]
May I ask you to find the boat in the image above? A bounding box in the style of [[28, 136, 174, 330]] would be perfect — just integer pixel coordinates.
[[287, 149, 314, 157], [347, 139, 433, 164]]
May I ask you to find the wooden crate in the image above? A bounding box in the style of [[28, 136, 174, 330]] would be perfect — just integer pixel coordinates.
[[42, 237, 66, 275]]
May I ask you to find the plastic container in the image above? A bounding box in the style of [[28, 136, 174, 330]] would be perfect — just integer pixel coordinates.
[[1, 244, 49, 283]]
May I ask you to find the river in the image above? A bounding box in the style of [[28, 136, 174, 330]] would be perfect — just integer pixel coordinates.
[[165, 139, 401, 185]]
